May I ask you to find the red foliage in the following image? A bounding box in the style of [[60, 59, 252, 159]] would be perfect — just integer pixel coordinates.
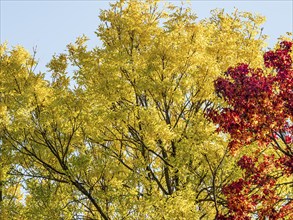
[[208, 41, 293, 219]]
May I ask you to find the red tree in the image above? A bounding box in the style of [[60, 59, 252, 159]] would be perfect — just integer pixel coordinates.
[[207, 41, 293, 219]]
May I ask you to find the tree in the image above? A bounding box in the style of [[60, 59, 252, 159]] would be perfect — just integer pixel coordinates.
[[0, 0, 279, 219], [207, 40, 293, 219]]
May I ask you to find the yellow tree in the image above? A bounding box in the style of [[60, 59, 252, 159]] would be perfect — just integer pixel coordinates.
[[1, 0, 268, 219]]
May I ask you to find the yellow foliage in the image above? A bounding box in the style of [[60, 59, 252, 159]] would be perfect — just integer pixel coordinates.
[[1, 1, 287, 219]]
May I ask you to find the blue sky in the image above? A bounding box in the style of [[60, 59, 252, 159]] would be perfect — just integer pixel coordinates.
[[1, 0, 292, 73]]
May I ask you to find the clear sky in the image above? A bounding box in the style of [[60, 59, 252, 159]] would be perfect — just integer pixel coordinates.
[[1, 0, 292, 73]]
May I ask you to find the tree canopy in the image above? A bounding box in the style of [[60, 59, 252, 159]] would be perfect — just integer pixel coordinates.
[[0, 0, 292, 219]]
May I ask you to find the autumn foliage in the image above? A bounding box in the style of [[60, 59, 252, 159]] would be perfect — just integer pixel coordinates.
[[1, 0, 292, 219], [207, 41, 293, 219]]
